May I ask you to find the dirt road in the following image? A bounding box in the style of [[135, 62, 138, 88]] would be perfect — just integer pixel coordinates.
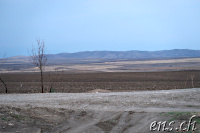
[[0, 88, 199, 133]]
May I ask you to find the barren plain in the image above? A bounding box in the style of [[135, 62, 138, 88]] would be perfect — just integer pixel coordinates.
[[0, 58, 200, 132]]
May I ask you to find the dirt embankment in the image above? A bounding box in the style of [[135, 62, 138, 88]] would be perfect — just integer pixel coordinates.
[[0, 88, 199, 133]]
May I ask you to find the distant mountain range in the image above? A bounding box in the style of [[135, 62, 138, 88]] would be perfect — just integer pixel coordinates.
[[47, 49, 200, 59], [6, 49, 200, 60], [3, 49, 200, 72]]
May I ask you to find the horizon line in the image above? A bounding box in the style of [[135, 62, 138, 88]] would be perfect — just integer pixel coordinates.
[[5, 48, 200, 58]]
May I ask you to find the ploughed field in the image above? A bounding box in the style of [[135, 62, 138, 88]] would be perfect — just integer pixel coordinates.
[[0, 71, 199, 93]]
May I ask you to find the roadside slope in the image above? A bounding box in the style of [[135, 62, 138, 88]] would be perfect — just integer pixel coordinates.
[[0, 88, 199, 133]]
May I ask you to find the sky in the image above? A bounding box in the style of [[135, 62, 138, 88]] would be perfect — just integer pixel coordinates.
[[0, 0, 200, 57]]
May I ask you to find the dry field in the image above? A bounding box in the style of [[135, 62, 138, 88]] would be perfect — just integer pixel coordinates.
[[0, 71, 200, 93], [1, 58, 200, 132], [2, 57, 200, 73]]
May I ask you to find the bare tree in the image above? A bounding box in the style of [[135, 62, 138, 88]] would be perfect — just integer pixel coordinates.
[[30, 39, 47, 93], [184, 74, 195, 88], [48, 68, 64, 93], [184, 75, 189, 88], [0, 53, 8, 93], [191, 74, 195, 88]]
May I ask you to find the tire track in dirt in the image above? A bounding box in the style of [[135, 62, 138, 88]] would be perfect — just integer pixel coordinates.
[[0, 88, 199, 132]]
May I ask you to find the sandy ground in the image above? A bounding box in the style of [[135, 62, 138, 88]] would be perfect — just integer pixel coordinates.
[[0, 88, 200, 133]]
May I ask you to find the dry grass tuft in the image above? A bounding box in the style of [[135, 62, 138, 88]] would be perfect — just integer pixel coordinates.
[[87, 89, 111, 93]]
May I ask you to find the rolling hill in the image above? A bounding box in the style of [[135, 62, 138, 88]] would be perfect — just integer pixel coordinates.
[[47, 49, 200, 59]]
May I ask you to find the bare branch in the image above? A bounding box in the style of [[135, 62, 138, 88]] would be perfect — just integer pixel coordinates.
[[0, 53, 6, 69], [29, 39, 47, 93], [0, 53, 8, 93], [48, 68, 64, 93]]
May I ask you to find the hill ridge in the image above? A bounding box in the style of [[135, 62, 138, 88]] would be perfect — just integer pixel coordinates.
[[47, 49, 200, 59]]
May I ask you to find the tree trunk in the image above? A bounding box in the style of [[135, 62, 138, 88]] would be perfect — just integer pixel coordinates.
[[191, 75, 194, 88], [40, 70, 44, 93], [0, 77, 8, 93]]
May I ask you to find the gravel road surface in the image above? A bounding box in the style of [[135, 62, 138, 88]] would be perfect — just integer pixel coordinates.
[[0, 88, 200, 112]]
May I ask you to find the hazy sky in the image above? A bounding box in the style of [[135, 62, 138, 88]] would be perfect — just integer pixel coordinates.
[[0, 0, 200, 57]]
